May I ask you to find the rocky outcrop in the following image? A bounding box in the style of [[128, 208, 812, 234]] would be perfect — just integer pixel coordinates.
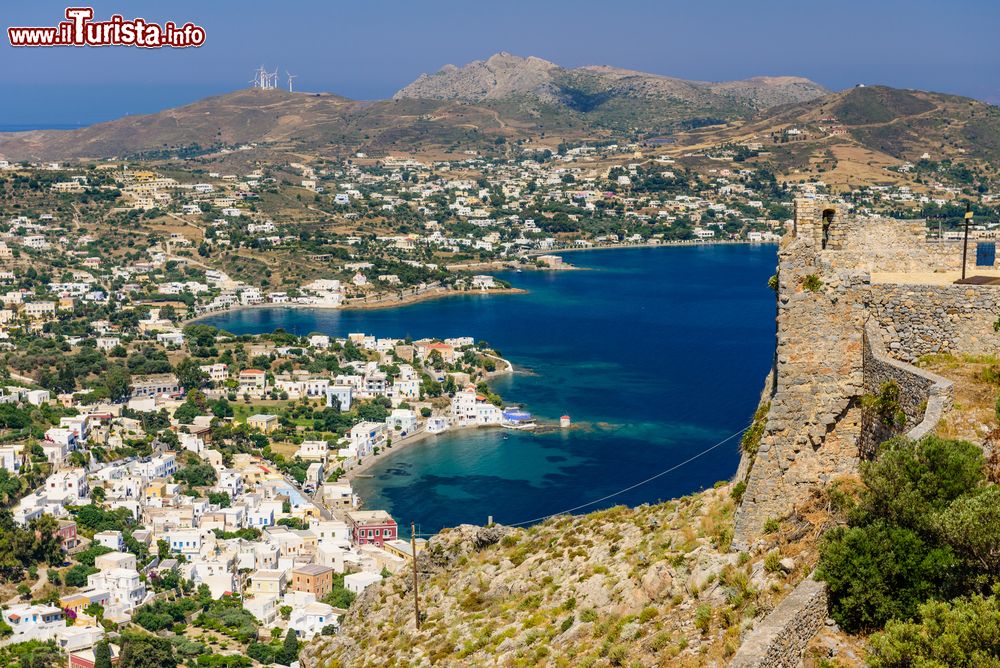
[[303, 488, 804, 668], [394, 51, 828, 111], [394, 52, 562, 103]]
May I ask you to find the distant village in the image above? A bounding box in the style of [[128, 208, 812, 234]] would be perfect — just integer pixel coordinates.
[[1, 137, 996, 322]]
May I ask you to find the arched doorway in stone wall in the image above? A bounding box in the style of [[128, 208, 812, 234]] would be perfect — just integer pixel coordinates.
[[821, 208, 836, 249]]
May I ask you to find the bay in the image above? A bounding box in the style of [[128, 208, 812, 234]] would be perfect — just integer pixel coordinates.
[[198, 244, 777, 533]]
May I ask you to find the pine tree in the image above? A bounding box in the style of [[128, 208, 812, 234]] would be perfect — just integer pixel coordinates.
[[277, 628, 299, 666], [94, 640, 112, 668]]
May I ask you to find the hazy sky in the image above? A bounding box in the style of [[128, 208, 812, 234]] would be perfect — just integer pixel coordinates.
[[2, 0, 998, 126]]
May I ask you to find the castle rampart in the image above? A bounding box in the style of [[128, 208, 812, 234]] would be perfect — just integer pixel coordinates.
[[733, 197, 989, 548]]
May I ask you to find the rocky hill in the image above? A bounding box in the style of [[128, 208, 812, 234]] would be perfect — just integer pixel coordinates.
[[0, 89, 570, 162], [395, 52, 829, 132], [0, 53, 831, 163], [396, 53, 565, 104], [758, 85, 1000, 161], [302, 484, 835, 668], [667, 84, 1000, 190]]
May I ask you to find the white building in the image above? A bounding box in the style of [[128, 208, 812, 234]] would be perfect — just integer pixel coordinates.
[[326, 385, 353, 412], [86, 568, 147, 618], [385, 409, 417, 436], [296, 440, 329, 461], [347, 422, 386, 459], [2, 604, 65, 642], [288, 600, 337, 639], [344, 571, 383, 594]]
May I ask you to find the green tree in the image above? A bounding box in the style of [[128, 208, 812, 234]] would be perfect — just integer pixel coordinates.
[[93, 640, 112, 668], [104, 365, 132, 402], [855, 436, 984, 533], [246, 644, 273, 665], [173, 401, 202, 425], [938, 485, 1000, 577], [173, 357, 207, 392], [207, 492, 231, 508], [817, 521, 956, 632], [64, 564, 98, 587], [276, 628, 299, 666], [211, 398, 234, 418], [119, 632, 176, 668], [0, 404, 30, 429]]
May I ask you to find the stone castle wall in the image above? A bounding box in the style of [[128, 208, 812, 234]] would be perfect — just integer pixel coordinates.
[[732, 196, 983, 663], [732, 231, 867, 546], [869, 283, 1000, 363], [860, 320, 954, 457], [733, 197, 989, 548], [729, 576, 828, 668], [794, 197, 992, 274]]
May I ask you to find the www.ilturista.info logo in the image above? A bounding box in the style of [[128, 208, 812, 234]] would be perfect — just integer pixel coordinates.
[[8, 7, 205, 48]]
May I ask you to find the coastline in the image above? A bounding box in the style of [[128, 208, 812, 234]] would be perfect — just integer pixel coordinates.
[[345, 359, 515, 486], [183, 286, 529, 325], [342, 423, 505, 485], [343, 286, 527, 311], [184, 241, 774, 326], [524, 238, 765, 256], [185, 240, 773, 326]]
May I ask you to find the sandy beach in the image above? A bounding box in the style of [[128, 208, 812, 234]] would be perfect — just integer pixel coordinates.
[[342, 423, 505, 483]]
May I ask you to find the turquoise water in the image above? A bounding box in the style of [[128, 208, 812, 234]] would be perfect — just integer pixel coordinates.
[[200, 245, 777, 533]]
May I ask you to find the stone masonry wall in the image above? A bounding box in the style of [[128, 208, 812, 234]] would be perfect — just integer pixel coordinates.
[[731, 199, 977, 664], [860, 320, 954, 456], [732, 232, 867, 547], [794, 196, 991, 273], [729, 576, 828, 668], [868, 283, 1000, 363]]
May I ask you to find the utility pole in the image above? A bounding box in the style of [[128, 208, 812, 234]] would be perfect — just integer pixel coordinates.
[[961, 202, 973, 281], [410, 522, 420, 629]]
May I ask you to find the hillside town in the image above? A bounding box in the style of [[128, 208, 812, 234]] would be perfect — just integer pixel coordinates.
[[0, 308, 515, 666]]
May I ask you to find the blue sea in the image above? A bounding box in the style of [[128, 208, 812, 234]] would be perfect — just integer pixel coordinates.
[[199, 245, 777, 534], [0, 124, 86, 132]]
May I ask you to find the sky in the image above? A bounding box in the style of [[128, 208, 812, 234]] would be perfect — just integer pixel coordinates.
[[1, 0, 998, 126]]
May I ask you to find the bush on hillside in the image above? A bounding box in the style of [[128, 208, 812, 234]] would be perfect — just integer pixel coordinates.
[[818, 435, 992, 633], [867, 591, 1000, 667], [817, 521, 956, 632]]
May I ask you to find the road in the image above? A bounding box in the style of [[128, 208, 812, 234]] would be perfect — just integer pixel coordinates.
[[276, 471, 334, 521], [3, 567, 48, 605]]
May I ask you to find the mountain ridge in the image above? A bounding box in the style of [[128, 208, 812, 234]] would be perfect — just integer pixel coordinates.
[[1, 64, 997, 168], [393, 52, 830, 115]]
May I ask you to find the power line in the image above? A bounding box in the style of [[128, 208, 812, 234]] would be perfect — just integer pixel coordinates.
[[406, 423, 751, 537], [505, 424, 750, 527]]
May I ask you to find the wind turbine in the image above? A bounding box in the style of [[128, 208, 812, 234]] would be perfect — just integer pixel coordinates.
[[286, 72, 298, 93]]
